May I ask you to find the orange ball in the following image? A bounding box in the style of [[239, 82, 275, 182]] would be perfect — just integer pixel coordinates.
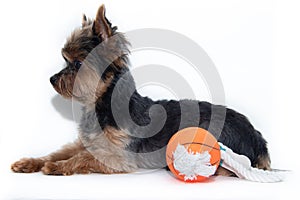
[[166, 127, 221, 182]]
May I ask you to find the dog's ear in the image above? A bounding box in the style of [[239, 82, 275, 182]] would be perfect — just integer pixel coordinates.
[[93, 4, 112, 40], [82, 14, 93, 27], [82, 14, 88, 27]]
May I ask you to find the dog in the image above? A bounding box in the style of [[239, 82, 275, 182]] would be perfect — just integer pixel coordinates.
[[11, 4, 271, 176]]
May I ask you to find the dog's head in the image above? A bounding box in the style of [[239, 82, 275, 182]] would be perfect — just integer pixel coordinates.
[[50, 5, 129, 105]]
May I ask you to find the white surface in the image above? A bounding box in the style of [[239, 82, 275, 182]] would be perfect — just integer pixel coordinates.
[[0, 0, 300, 199], [1, 170, 298, 200]]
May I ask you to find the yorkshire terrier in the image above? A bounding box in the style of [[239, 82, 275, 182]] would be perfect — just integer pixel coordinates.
[[11, 5, 271, 176]]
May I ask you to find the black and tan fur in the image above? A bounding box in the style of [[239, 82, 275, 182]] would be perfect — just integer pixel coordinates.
[[11, 5, 271, 176]]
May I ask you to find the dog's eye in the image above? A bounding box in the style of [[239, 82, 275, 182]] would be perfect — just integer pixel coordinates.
[[73, 60, 82, 70]]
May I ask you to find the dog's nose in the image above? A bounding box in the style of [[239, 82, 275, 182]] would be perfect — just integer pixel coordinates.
[[50, 75, 58, 85]]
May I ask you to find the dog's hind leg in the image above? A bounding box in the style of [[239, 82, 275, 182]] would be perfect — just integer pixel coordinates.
[[256, 154, 271, 170]]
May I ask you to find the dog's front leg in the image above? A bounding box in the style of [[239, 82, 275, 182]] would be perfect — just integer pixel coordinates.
[[41, 150, 137, 175], [11, 140, 84, 173], [39, 126, 138, 175]]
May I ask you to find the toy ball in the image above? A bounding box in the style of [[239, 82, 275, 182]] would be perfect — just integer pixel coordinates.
[[166, 127, 221, 182]]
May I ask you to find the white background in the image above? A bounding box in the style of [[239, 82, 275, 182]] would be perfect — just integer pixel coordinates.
[[0, 0, 299, 199]]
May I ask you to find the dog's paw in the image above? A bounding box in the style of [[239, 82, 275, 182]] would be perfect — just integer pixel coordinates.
[[11, 158, 43, 173], [42, 161, 74, 176]]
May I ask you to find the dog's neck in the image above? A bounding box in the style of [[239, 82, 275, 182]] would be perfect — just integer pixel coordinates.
[[80, 67, 154, 133]]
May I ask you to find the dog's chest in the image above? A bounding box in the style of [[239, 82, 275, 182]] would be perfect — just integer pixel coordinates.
[[79, 110, 130, 149]]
